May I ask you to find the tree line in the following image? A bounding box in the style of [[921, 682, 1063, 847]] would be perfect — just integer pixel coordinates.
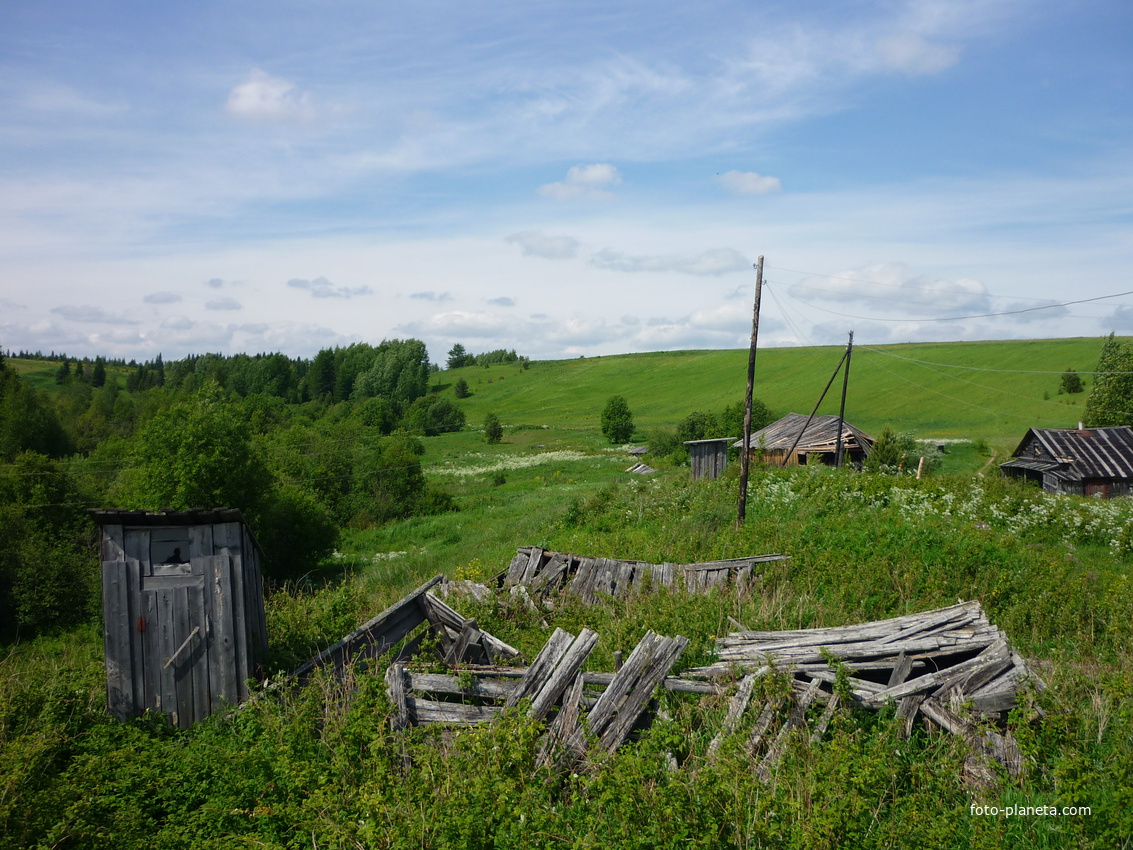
[[0, 339, 498, 637]]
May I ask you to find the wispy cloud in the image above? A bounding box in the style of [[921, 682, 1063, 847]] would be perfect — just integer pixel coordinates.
[[875, 32, 961, 75], [143, 291, 182, 304], [488, 296, 515, 307], [225, 69, 316, 122], [590, 247, 750, 276], [717, 171, 782, 196], [205, 297, 243, 311], [51, 306, 139, 324], [539, 164, 621, 200], [287, 277, 373, 298], [409, 291, 453, 302], [506, 231, 580, 259]]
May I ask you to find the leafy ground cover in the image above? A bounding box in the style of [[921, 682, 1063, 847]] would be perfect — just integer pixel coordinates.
[[2, 451, 1130, 847]]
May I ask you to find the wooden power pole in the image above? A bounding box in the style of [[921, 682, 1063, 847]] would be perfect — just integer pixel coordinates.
[[737, 256, 763, 528], [834, 331, 854, 468]]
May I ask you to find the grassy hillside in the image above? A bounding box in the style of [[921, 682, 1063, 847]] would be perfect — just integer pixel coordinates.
[[446, 337, 1107, 449]]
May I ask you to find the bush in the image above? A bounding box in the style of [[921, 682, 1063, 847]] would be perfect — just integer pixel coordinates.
[[601, 395, 634, 444], [484, 412, 503, 444]]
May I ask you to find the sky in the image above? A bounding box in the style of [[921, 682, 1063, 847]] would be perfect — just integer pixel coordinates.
[[1, 0, 1132, 364]]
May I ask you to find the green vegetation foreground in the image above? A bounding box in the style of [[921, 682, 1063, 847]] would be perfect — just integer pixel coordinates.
[[2, 463, 1130, 848]]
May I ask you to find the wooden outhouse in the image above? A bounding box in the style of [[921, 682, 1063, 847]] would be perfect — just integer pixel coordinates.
[[1000, 426, 1133, 497], [684, 438, 734, 480], [92, 508, 269, 728]]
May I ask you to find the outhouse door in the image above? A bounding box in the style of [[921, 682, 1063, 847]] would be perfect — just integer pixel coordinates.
[[103, 553, 240, 728]]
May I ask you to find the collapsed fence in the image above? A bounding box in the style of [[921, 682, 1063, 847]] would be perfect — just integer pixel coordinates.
[[290, 547, 1043, 782]]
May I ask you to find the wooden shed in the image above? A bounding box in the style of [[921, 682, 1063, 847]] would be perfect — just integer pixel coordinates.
[[1000, 426, 1133, 497], [684, 437, 734, 480], [733, 413, 873, 468], [92, 508, 269, 728]]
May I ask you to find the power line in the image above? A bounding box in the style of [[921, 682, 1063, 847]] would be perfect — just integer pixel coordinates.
[[780, 283, 1133, 323]]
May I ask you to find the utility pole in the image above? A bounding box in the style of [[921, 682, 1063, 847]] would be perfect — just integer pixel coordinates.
[[737, 256, 763, 528], [834, 331, 854, 468]]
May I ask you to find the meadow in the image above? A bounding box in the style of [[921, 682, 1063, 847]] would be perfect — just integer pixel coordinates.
[[1, 337, 1129, 848]]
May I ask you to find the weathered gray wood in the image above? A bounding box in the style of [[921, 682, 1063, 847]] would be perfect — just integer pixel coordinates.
[[520, 547, 545, 584], [895, 695, 925, 739], [385, 663, 410, 730], [747, 697, 782, 754], [214, 523, 249, 699], [170, 585, 194, 728], [887, 652, 914, 688], [407, 672, 519, 701], [809, 692, 840, 742], [538, 670, 586, 765], [101, 560, 134, 721], [594, 634, 688, 752], [724, 601, 978, 644], [290, 575, 442, 681], [187, 577, 210, 725], [101, 523, 125, 562], [866, 640, 1010, 707], [506, 550, 531, 582], [206, 554, 238, 708], [529, 628, 599, 720], [412, 698, 502, 725], [580, 672, 721, 694], [708, 671, 761, 756], [505, 628, 574, 709], [188, 523, 213, 561], [444, 619, 481, 666], [123, 539, 149, 711]]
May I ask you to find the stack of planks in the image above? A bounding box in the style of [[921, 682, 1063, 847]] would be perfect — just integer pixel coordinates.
[[687, 600, 1040, 779], [499, 546, 787, 603], [385, 626, 701, 764]]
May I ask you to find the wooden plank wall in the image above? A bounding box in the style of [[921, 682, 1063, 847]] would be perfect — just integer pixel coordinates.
[[100, 518, 270, 728]]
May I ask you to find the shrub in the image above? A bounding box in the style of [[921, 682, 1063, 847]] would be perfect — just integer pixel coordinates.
[[484, 412, 503, 444]]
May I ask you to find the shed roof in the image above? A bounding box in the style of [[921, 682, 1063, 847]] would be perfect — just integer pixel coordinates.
[[733, 413, 873, 454], [1003, 426, 1133, 481], [89, 508, 249, 527]]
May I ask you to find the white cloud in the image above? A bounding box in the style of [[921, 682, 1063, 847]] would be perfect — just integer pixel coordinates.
[[144, 291, 182, 304], [539, 164, 621, 200], [717, 170, 782, 196], [487, 297, 515, 307], [788, 263, 992, 315], [590, 247, 750, 276], [161, 316, 194, 330], [505, 231, 580, 259], [225, 69, 315, 122], [51, 305, 139, 324], [876, 32, 961, 75], [409, 291, 453, 302], [287, 277, 373, 298], [206, 297, 243, 311]]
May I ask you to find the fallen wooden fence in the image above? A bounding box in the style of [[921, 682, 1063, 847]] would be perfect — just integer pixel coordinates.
[[384, 626, 694, 764], [290, 575, 520, 683], [496, 546, 787, 603]]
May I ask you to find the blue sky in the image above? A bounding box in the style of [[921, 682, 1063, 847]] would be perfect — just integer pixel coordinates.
[[2, 0, 1131, 363]]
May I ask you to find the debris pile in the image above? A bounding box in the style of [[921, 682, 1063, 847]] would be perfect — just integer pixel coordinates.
[[685, 600, 1041, 779]]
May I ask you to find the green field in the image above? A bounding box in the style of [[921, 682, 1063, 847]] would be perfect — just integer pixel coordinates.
[[437, 337, 1105, 450]]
